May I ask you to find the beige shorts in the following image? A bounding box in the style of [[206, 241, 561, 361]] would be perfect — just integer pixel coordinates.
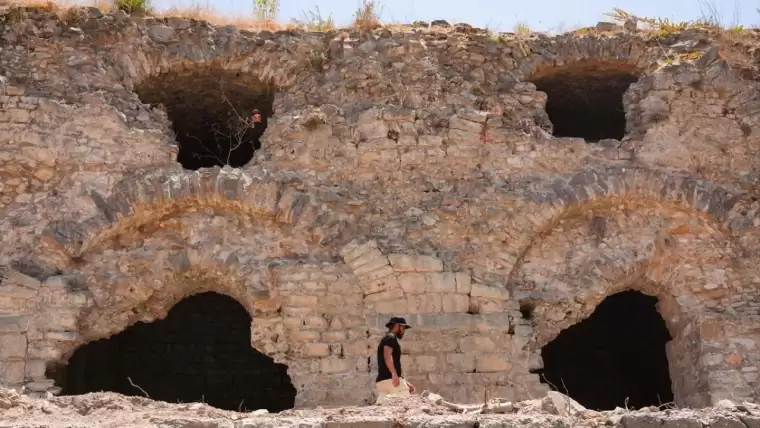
[[375, 377, 411, 404]]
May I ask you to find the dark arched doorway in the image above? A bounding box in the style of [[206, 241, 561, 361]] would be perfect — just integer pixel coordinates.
[[536, 290, 674, 410], [49, 292, 296, 412], [530, 61, 640, 142]]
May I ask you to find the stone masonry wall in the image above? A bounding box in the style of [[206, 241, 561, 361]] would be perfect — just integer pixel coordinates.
[[2, 5, 760, 410]]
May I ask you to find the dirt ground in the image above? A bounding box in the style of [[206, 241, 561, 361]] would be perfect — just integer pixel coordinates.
[[2, 387, 760, 428]]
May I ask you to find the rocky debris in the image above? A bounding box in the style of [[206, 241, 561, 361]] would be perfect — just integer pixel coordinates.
[[2, 387, 760, 428]]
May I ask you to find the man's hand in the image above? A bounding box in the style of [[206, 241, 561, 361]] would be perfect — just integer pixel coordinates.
[[392, 374, 400, 387], [407, 381, 415, 393]]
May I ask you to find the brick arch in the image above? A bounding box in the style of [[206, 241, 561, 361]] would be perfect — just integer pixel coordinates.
[[38, 166, 351, 269], [501, 168, 745, 284], [111, 33, 307, 92], [57, 253, 277, 357], [515, 213, 735, 408], [528, 254, 716, 408], [522, 232, 724, 347], [517, 34, 658, 80], [34, 253, 302, 409]]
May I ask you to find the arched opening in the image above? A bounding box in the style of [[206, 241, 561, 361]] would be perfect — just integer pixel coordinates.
[[536, 290, 674, 410], [530, 61, 640, 142], [48, 292, 296, 412], [135, 67, 276, 170]]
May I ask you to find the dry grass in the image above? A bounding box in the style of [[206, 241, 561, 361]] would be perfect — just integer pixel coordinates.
[[157, 3, 276, 29], [353, 0, 381, 32]]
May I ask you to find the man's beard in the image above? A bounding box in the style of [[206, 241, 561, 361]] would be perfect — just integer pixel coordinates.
[[396, 330, 404, 339]]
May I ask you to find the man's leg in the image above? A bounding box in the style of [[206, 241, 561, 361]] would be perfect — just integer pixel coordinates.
[[375, 378, 411, 404], [375, 379, 393, 404]]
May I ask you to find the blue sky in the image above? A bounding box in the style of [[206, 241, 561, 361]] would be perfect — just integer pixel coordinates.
[[148, 0, 757, 32]]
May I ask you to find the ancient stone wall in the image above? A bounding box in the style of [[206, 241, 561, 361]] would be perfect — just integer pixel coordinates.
[[2, 5, 760, 411]]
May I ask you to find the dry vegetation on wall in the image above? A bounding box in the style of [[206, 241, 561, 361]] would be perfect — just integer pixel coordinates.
[[1, 0, 757, 40]]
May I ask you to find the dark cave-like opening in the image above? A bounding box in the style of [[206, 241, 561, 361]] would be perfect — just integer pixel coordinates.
[[49, 292, 296, 412], [530, 61, 640, 142], [536, 290, 674, 410], [135, 68, 276, 170]]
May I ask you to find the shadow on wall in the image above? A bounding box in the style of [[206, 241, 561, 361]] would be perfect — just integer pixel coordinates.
[[47, 292, 296, 412], [135, 68, 276, 170], [530, 61, 641, 142], [535, 290, 674, 410]]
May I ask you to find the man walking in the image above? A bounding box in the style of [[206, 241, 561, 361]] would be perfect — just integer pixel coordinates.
[[375, 316, 415, 404]]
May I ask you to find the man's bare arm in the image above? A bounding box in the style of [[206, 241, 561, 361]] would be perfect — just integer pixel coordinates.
[[383, 345, 399, 384]]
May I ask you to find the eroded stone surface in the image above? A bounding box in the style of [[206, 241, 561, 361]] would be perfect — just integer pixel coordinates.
[[1, 5, 760, 411]]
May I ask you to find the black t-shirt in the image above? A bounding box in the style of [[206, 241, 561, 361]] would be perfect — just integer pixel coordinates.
[[376, 332, 402, 382]]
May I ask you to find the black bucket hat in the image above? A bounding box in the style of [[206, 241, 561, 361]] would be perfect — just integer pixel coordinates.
[[385, 316, 411, 329]]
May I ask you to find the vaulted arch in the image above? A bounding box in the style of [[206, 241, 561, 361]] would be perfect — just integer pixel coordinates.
[[37, 167, 351, 270], [511, 194, 743, 408]]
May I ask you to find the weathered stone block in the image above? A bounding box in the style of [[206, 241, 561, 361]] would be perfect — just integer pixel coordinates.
[[253, 298, 282, 314], [0, 334, 27, 359], [470, 283, 510, 300], [34, 311, 78, 332], [285, 295, 318, 308], [3, 269, 41, 290], [410, 355, 439, 372], [351, 252, 389, 275], [0, 316, 31, 333], [322, 331, 348, 341], [447, 129, 480, 145], [426, 273, 457, 293], [459, 336, 497, 353], [408, 294, 442, 313], [357, 121, 389, 141], [475, 354, 512, 372], [365, 288, 404, 303], [342, 340, 371, 356], [709, 416, 749, 428], [363, 265, 396, 281], [303, 342, 331, 358], [398, 273, 427, 294], [43, 331, 77, 341], [24, 359, 47, 380], [418, 135, 444, 147], [455, 272, 471, 294], [429, 336, 459, 353], [373, 298, 409, 315], [363, 275, 399, 296], [471, 297, 509, 313], [446, 353, 476, 372], [661, 418, 704, 428], [340, 240, 378, 263], [290, 330, 322, 342], [387, 254, 443, 272], [303, 316, 328, 329], [320, 358, 351, 374], [442, 294, 469, 313], [0, 360, 24, 384], [449, 116, 483, 133]]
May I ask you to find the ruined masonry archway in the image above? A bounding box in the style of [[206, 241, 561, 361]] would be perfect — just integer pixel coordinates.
[[38, 168, 344, 270], [134, 66, 276, 170], [514, 203, 736, 408], [49, 291, 296, 412], [529, 60, 642, 142]]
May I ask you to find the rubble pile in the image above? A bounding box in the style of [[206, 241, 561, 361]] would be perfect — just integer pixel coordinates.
[[2, 386, 760, 428]]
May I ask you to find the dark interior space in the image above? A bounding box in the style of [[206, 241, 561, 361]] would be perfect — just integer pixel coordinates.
[[536, 290, 674, 410], [530, 61, 640, 142], [49, 292, 296, 412], [135, 68, 276, 170]]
